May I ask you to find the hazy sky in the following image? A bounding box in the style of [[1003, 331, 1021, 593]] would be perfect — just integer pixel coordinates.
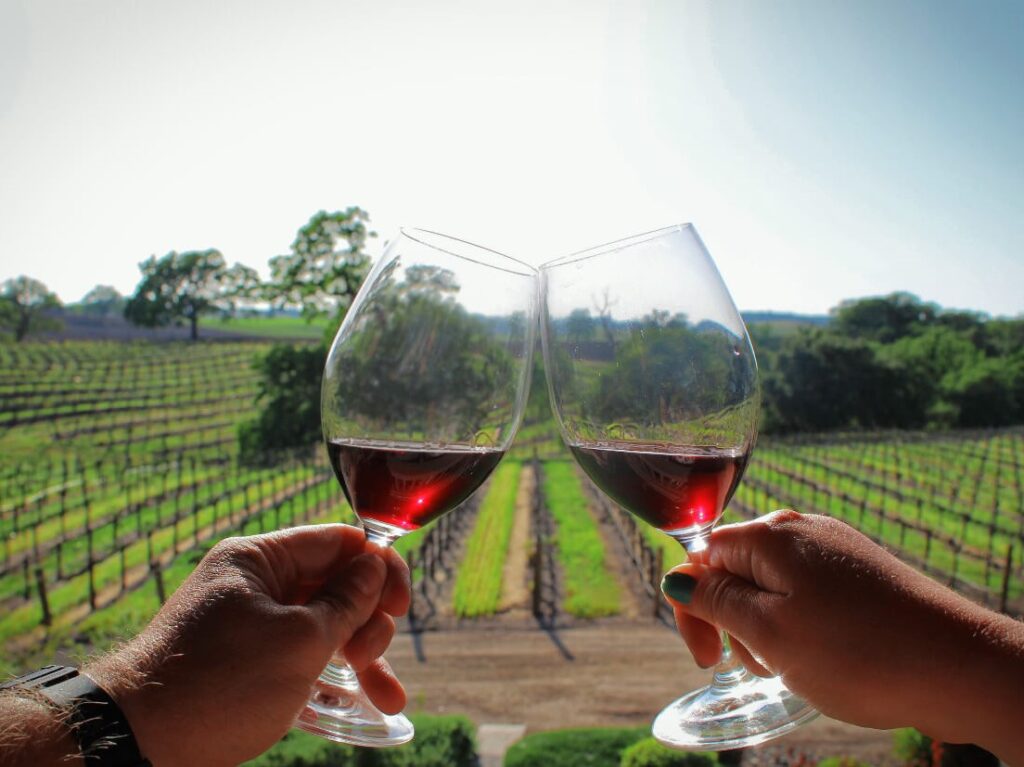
[[1, 0, 1021, 316]]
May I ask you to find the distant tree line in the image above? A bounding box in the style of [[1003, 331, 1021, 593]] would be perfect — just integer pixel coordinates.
[[753, 292, 1024, 433], [4, 221, 1021, 447]]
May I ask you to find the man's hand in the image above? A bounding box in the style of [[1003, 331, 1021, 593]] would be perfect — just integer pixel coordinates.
[[86, 524, 410, 767]]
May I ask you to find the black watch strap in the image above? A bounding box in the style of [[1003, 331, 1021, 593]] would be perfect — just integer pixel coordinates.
[[0, 665, 151, 766]]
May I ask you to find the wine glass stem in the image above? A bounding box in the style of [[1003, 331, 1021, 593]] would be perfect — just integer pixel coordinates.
[[321, 658, 361, 690], [317, 524, 400, 687], [680, 531, 749, 689], [712, 630, 748, 688]]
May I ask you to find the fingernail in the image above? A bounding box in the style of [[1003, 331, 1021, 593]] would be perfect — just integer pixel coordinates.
[[662, 571, 698, 604]]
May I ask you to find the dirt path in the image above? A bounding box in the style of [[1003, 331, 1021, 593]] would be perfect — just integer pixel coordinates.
[[387, 620, 895, 763]]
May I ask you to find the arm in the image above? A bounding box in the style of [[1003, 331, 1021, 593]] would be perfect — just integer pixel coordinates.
[[1, 524, 410, 767], [662, 511, 1024, 766], [0, 694, 82, 767]]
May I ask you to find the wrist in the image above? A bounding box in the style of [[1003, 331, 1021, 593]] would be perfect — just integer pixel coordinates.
[[85, 644, 170, 766], [963, 612, 1024, 765], [918, 606, 1024, 763], [0, 691, 83, 766]]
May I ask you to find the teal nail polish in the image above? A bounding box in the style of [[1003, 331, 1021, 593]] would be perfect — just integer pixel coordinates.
[[661, 572, 697, 604]]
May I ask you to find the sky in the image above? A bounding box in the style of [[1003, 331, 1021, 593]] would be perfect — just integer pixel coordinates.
[[0, 0, 1021, 316]]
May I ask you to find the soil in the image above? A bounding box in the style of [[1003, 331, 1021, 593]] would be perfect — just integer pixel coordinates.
[[387, 620, 896, 764]]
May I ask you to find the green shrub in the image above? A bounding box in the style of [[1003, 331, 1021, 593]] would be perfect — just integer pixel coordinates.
[[503, 727, 649, 767], [243, 714, 477, 767], [356, 714, 477, 767], [816, 757, 873, 767], [893, 728, 932, 767], [620, 738, 716, 767], [242, 730, 354, 766]]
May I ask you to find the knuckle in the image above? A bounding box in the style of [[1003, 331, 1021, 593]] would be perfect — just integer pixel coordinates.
[[699, 573, 733, 623], [287, 605, 324, 639]]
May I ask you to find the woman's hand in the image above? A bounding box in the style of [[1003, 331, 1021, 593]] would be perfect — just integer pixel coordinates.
[[661, 511, 1024, 764]]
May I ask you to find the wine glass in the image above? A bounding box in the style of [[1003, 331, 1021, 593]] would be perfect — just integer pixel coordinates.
[[539, 224, 818, 750], [303, 228, 537, 747]]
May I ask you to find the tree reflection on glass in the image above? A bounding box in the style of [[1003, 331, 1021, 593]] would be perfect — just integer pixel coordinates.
[[307, 229, 536, 748], [540, 224, 817, 751]]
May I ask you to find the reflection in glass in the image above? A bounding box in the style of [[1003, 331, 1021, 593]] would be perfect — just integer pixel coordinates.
[[305, 229, 537, 747], [540, 224, 817, 750]]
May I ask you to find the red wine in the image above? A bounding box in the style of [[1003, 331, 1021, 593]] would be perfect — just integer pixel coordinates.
[[569, 443, 748, 533], [327, 440, 505, 531]]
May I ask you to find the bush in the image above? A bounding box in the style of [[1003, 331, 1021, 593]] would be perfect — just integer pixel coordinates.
[[242, 730, 354, 766], [816, 757, 873, 767], [893, 728, 932, 767], [357, 714, 477, 767], [243, 715, 477, 767], [238, 343, 326, 462], [503, 727, 649, 767], [620, 738, 716, 767]]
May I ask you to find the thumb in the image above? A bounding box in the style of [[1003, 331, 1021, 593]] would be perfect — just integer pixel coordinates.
[[662, 563, 779, 646], [307, 553, 387, 646]]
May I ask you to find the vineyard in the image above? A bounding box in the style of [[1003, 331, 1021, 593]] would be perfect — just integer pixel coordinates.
[[1, 339, 1022, 688]]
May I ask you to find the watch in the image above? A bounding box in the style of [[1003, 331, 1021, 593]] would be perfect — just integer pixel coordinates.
[[0, 665, 151, 766]]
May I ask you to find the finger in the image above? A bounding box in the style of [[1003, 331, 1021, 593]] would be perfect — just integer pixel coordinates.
[[228, 524, 370, 602], [307, 553, 386, 646], [696, 509, 803, 593], [357, 658, 406, 716], [727, 636, 773, 677], [672, 605, 722, 669], [343, 610, 396, 672], [662, 564, 782, 655], [367, 544, 411, 617]]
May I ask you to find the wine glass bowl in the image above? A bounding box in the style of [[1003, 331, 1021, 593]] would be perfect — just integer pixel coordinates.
[[540, 224, 817, 749], [307, 228, 537, 746]]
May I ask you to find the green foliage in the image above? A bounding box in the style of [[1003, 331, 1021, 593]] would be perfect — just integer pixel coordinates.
[[815, 758, 873, 767], [201, 314, 327, 340], [324, 263, 519, 445], [357, 714, 477, 767], [892, 728, 933, 767], [76, 284, 126, 317], [552, 311, 759, 443], [266, 208, 374, 325], [0, 275, 62, 341], [620, 738, 716, 767], [243, 715, 477, 767], [239, 343, 327, 460], [124, 249, 259, 340], [452, 461, 521, 616], [542, 461, 621, 617], [761, 329, 919, 432], [832, 292, 938, 343], [503, 727, 649, 767], [755, 292, 1024, 434]]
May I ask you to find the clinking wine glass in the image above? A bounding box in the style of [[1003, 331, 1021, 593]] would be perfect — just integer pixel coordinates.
[[539, 224, 818, 750], [305, 228, 537, 747]]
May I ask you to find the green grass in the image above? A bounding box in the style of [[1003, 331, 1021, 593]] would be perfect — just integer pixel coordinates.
[[542, 460, 621, 618], [452, 461, 521, 617], [200, 315, 327, 340]]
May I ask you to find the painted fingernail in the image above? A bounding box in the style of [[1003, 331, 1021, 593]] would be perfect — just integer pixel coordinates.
[[661, 571, 698, 604]]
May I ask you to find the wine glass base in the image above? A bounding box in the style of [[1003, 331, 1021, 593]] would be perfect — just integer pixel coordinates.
[[295, 684, 415, 748], [652, 674, 819, 751]]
